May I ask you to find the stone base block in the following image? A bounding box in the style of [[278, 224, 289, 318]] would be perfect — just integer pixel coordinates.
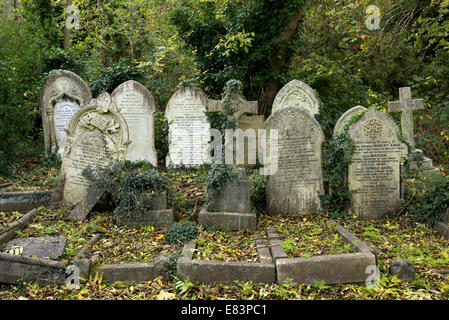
[[198, 208, 256, 231], [92, 255, 169, 283], [0, 252, 66, 285], [276, 252, 376, 285], [177, 241, 275, 284], [117, 208, 174, 228]]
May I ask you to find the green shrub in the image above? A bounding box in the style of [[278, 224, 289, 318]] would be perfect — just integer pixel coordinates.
[[403, 174, 449, 225], [113, 166, 171, 220], [166, 221, 199, 245]]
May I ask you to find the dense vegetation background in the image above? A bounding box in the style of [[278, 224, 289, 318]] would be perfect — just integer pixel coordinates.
[[0, 0, 448, 176]]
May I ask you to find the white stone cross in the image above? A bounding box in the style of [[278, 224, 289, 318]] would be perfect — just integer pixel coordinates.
[[388, 87, 424, 150]]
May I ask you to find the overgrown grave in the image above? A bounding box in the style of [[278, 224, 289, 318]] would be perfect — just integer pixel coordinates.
[[332, 215, 449, 285], [199, 164, 256, 231], [256, 214, 376, 285]]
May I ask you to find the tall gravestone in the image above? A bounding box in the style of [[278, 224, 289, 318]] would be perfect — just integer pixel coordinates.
[[59, 93, 130, 207], [264, 105, 325, 215], [40, 70, 92, 156], [165, 86, 211, 167], [112, 80, 157, 166], [347, 109, 408, 219], [271, 80, 320, 115]]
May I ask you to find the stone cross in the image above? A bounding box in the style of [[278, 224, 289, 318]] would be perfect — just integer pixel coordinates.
[[388, 87, 424, 150], [207, 94, 259, 121]]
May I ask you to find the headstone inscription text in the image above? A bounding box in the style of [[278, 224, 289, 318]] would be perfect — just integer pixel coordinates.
[[348, 110, 407, 219], [112, 81, 157, 165]]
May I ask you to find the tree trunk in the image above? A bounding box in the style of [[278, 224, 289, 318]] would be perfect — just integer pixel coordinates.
[[260, 7, 305, 117], [63, 0, 72, 51]]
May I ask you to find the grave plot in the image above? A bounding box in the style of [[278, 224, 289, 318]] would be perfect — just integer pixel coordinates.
[[8, 207, 109, 262], [192, 228, 260, 263], [333, 217, 449, 279], [259, 214, 354, 259], [84, 226, 179, 265], [257, 214, 376, 285], [0, 165, 58, 212]]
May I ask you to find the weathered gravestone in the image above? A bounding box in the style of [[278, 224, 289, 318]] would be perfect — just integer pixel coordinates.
[[264, 106, 325, 215], [59, 93, 130, 208], [347, 109, 408, 219], [333, 106, 367, 138], [388, 87, 439, 175], [165, 86, 211, 167], [271, 80, 320, 115], [199, 167, 256, 231], [208, 80, 264, 166], [40, 70, 92, 156], [112, 80, 157, 166]]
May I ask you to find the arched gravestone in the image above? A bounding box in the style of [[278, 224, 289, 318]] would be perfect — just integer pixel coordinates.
[[165, 86, 211, 167], [333, 106, 367, 138], [264, 106, 325, 215], [347, 109, 408, 219], [112, 80, 157, 166], [60, 93, 130, 207], [40, 70, 92, 156], [271, 80, 320, 115]]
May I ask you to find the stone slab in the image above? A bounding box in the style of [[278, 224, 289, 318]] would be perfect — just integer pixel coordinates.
[[198, 208, 256, 232], [93, 263, 155, 283], [177, 241, 275, 284], [117, 208, 175, 228], [276, 252, 376, 285], [0, 191, 53, 212], [0, 252, 66, 285], [4, 236, 67, 260]]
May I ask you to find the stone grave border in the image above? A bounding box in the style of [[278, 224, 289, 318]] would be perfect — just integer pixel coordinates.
[[1, 218, 376, 286], [0, 209, 39, 246], [268, 221, 377, 285], [0, 190, 53, 212], [177, 235, 276, 284], [0, 251, 66, 285]]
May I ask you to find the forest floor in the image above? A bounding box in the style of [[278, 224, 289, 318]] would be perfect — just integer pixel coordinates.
[[0, 162, 448, 300]]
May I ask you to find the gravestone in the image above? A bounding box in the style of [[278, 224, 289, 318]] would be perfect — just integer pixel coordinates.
[[112, 80, 157, 166], [264, 106, 325, 215], [199, 167, 255, 231], [59, 93, 130, 207], [271, 80, 320, 115], [388, 87, 439, 175], [347, 109, 408, 219], [4, 236, 67, 260], [333, 106, 367, 138], [165, 86, 211, 167], [40, 70, 92, 156]]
